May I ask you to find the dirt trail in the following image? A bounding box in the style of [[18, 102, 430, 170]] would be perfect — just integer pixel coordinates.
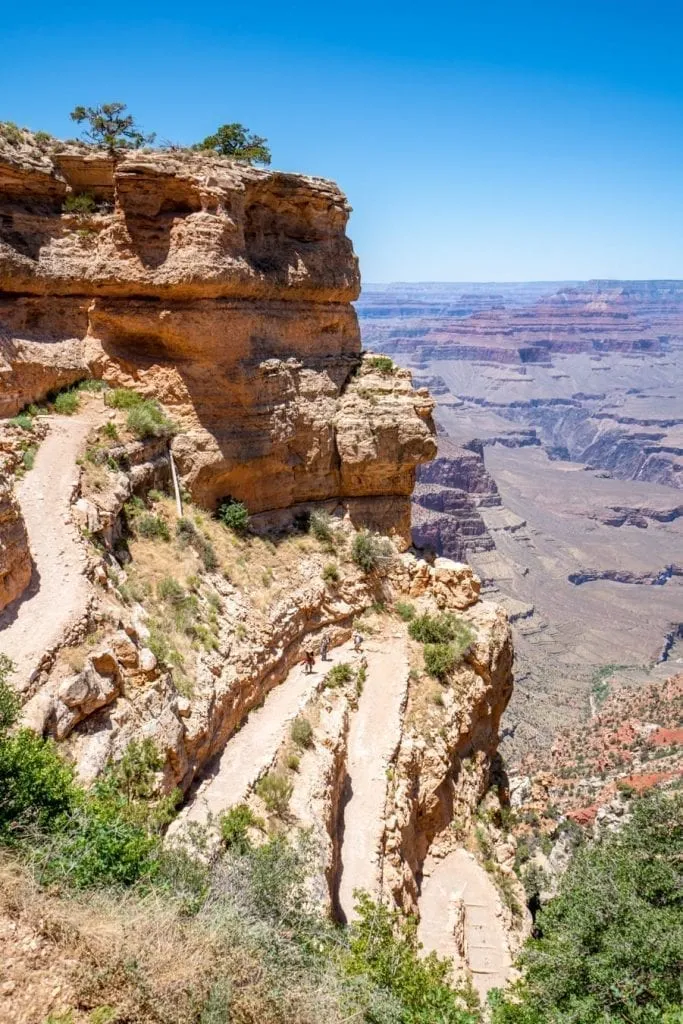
[[0, 415, 94, 692], [336, 630, 408, 922], [418, 848, 511, 1000], [169, 640, 358, 838]]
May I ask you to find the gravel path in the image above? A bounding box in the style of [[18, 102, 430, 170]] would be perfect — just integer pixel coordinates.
[[0, 415, 93, 692], [169, 640, 357, 838], [418, 848, 512, 999], [336, 630, 408, 922]]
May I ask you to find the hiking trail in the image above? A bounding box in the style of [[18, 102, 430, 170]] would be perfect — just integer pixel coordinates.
[[418, 848, 512, 999], [0, 414, 95, 691], [169, 639, 358, 838], [336, 629, 409, 922]]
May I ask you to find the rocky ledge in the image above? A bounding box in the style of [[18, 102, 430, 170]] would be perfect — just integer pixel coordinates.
[[0, 135, 435, 544]]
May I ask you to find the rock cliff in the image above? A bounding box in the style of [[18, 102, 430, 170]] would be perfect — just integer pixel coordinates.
[[0, 481, 30, 611], [0, 134, 435, 543]]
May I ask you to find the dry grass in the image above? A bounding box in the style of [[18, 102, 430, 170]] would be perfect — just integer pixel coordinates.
[[0, 855, 338, 1024]]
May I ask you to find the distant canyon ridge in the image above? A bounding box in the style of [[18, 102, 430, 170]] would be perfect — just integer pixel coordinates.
[[357, 281, 683, 758]]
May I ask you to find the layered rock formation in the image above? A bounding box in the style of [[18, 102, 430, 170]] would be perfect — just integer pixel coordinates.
[[413, 438, 500, 559], [0, 134, 435, 543], [0, 482, 30, 611]]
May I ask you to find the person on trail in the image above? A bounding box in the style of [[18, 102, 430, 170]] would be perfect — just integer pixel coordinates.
[[320, 630, 331, 662], [353, 630, 364, 653], [358, 653, 368, 672], [303, 648, 315, 674]]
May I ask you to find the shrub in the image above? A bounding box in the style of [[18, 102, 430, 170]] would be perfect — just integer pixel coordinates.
[[10, 413, 33, 431], [286, 752, 300, 772], [63, 192, 97, 215], [53, 390, 80, 415], [198, 537, 218, 572], [423, 642, 457, 680], [135, 513, 170, 541], [157, 576, 187, 605], [324, 662, 354, 688], [176, 516, 198, 544], [220, 803, 259, 854], [21, 446, 37, 472], [217, 499, 249, 533], [409, 612, 474, 657], [255, 772, 292, 817], [290, 716, 314, 749], [127, 400, 174, 439], [322, 562, 339, 583], [345, 892, 478, 1024], [309, 509, 333, 543], [105, 388, 145, 410], [492, 791, 683, 1024], [77, 378, 108, 393], [395, 600, 416, 621], [351, 530, 393, 573], [365, 355, 395, 374], [101, 420, 118, 440]]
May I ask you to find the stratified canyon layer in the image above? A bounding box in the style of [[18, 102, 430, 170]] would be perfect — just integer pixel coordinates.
[[358, 281, 683, 758], [0, 135, 435, 547]]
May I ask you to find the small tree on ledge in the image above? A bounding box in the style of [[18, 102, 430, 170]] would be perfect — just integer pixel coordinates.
[[194, 123, 271, 165], [69, 102, 155, 157]]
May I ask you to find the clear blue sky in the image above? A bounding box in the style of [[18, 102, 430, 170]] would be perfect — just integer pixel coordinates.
[[3, 1, 683, 282]]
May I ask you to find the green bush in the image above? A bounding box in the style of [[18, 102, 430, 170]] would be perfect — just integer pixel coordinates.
[[365, 355, 395, 374], [53, 390, 80, 415], [135, 513, 170, 541], [101, 420, 119, 440], [410, 612, 474, 651], [10, 413, 34, 432], [105, 388, 145, 410], [220, 803, 259, 854], [217, 499, 249, 533], [255, 772, 292, 817], [21, 445, 37, 472], [345, 892, 478, 1024], [491, 790, 683, 1024], [322, 562, 340, 583], [63, 192, 97, 215], [423, 642, 458, 680], [324, 662, 354, 688], [0, 661, 165, 888], [309, 509, 333, 543], [351, 530, 393, 573], [395, 600, 416, 621], [157, 576, 187, 605], [291, 716, 314, 749], [127, 401, 174, 439]]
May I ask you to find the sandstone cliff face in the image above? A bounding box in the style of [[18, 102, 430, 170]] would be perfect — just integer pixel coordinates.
[[0, 137, 435, 542], [0, 482, 30, 611]]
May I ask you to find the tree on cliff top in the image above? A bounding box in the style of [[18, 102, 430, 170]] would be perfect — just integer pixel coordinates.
[[194, 123, 271, 165], [69, 102, 155, 156]]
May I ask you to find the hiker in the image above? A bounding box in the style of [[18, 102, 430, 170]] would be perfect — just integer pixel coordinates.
[[320, 630, 331, 661], [358, 653, 368, 672], [353, 630, 364, 653], [303, 648, 315, 674]]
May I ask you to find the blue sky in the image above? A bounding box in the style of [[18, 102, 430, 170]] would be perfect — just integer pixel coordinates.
[[3, 1, 683, 281]]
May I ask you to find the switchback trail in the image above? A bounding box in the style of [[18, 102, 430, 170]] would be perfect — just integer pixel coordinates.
[[0, 415, 94, 692], [169, 640, 357, 838], [336, 629, 409, 922], [418, 848, 512, 999]]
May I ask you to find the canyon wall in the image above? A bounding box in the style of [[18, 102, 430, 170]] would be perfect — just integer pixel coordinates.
[[0, 134, 435, 543], [0, 481, 30, 611]]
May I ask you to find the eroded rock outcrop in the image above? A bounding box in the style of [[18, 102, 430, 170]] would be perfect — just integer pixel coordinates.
[[0, 481, 30, 611], [0, 137, 435, 543]]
